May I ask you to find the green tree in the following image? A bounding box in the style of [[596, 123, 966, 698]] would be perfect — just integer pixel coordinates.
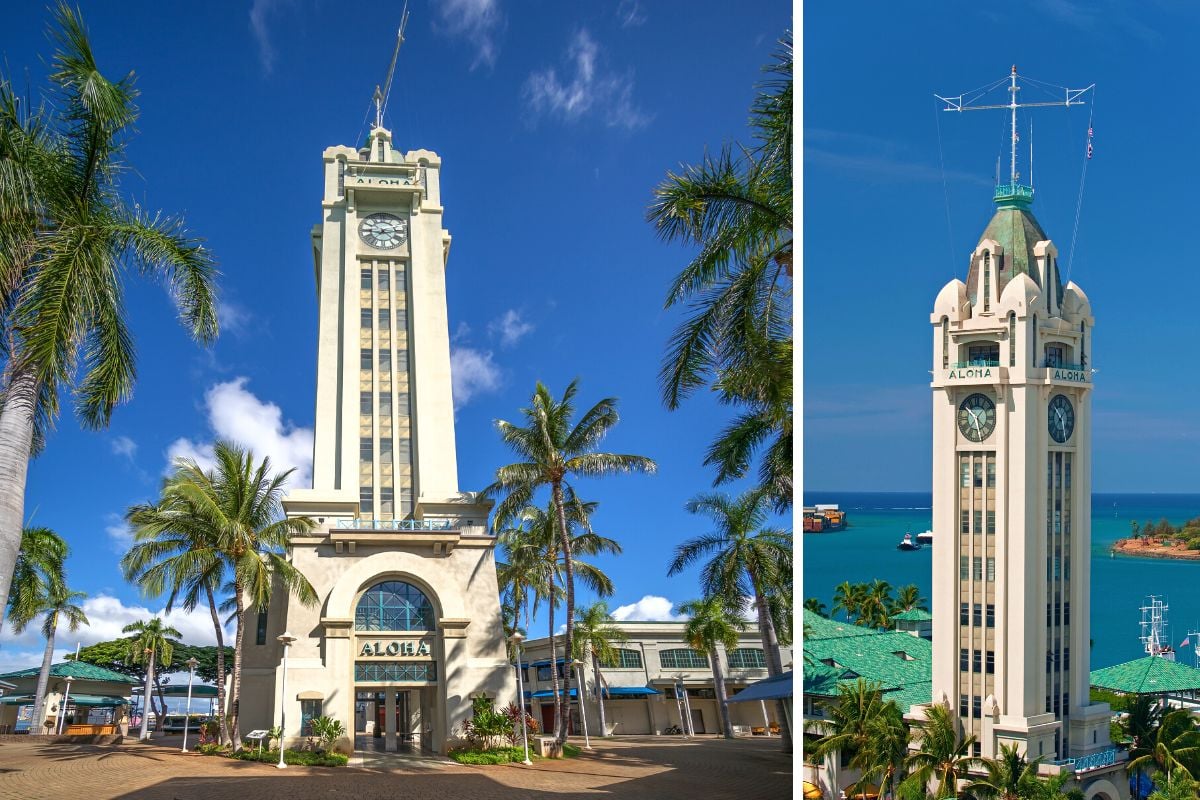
[[122, 617, 180, 739], [857, 702, 909, 800], [5, 527, 67, 633], [902, 703, 980, 799], [157, 441, 317, 750], [0, 3, 219, 624], [892, 584, 928, 614], [965, 742, 1044, 800], [1149, 767, 1199, 800], [807, 679, 891, 766], [21, 583, 87, 735], [572, 601, 629, 739], [832, 581, 865, 622], [123, 474, 235, 745], [647, 36, 792, 511], [859, 579, 895, 629], [667, 487, 792, 750], [485, 380, 655, 743], [804, 597, 828, 617], [1128, 708, 1200, 781], [678, 596, 743, 739]]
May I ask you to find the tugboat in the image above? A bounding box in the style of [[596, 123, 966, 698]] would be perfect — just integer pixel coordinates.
[[897, 533, 923, 551], [916, 530, 934, 546]]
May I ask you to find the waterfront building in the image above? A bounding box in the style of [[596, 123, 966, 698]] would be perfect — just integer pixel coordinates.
[[0, 662, 134, 735], [238, 121, 510, 754], [516, 622, 790, 736]]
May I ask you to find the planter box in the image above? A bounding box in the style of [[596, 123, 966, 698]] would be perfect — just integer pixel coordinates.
[[533, 736, 562, 758]]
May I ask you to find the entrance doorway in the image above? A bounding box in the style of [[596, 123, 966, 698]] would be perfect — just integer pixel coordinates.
[[354, 689, 423, 754]]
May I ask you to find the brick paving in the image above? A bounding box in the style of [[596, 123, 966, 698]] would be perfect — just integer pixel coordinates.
[[0, 734, 792, 800]]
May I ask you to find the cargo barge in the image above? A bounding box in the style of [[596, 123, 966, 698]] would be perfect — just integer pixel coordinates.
[[803, 504, 847, 532]]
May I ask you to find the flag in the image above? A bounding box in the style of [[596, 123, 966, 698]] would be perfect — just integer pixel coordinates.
[[1182, 637, 1190, 648], [1087, 142, 1093, 159]]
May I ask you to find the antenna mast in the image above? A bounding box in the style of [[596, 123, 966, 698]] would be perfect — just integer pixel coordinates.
[[936, 66, 1093, 191], [373, 3, 410, 131]]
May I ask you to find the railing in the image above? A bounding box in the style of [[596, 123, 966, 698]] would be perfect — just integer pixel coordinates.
[[335, 518, 455, 532], [953, 360, 1000, 368], [1048, 746, 1119, 772], [994, 183, 1034, 201], [1045, 362, 1085, 372]]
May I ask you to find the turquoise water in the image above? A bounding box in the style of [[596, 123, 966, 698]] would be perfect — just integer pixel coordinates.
[[802, 492, 1200, 670]]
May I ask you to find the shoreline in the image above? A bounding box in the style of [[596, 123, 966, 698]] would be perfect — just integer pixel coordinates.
[[1110, 538, 1200, 561]]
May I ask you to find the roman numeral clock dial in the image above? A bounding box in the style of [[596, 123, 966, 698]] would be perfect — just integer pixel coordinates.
[[358, 212, 408, 249], [957, 393, 996, 442], [1048, 394, 1075, 443]]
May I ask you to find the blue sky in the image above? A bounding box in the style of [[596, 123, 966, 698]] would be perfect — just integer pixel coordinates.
[[0, 0, 791, 674], [805, 2, 1200, 492]]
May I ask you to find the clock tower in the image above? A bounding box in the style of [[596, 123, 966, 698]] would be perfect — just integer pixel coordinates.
[[926, 178, 1112, 765]]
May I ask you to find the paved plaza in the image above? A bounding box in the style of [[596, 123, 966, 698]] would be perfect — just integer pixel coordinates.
[[0, 735, 792, 800]]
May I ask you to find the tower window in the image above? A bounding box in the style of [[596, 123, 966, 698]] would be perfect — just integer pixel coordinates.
[[380, 437, 393, 460], [986, 651, 995, 673], [361, 309, 372, 329], [973, 510, 982, 532], [986, 511, 996, 534], [986, 460, 996, 488], [972, 695, 982, 718], [396, 392, 409, 415], [982, 252, 991, 313], [972, 604, 982, 626], [379, 308, 390, 329], [942, 317, 950, 370], [361, 391, 372, 415], [1064, 602, 1070, 625], [337, 160, 345, 197], [985, 604, 995, 627], [398, 438, 411, 461], [360, 486, 374, 514], [986, 557, 995, 581], [360, 437, 372, 464], [361, 267, 372, 290], [380, 394, 392, 418], [396, 265, 407, 286], [378, 267, 390, 291], [256, 607, 268, 646], [379, 349, 391, 372], [397, 349, 409, 371], [960, 648, 969, 670], [972, 650, 981, 672], [960, 510, 969, 534], [1009, 313, 1017, 366], [1045, 345, 1064, 368], [380, 487, 394, 515], [397, 308, 407, 329], [361, 349, 372, 370], [960, 695, 969, 718], [973, 557, 982, 580], [1080, 321, 1087, 367], [960, 603, 970, 625], [960, 556, 968, 580]]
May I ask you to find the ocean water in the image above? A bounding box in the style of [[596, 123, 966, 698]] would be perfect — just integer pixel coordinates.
[[802, 492, 1200, 670]]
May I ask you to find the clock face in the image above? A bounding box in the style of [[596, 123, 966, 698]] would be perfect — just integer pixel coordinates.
[[358, 213, 407, 249], [958, 393, 996, 442], [1048, 394, 1075, 444]]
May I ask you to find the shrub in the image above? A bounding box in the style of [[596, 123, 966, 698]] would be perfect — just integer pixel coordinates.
[[460, 695, 511, 749], [502, 703, 538, 745], [231, 748, 348, 767], [196, 743, 228, 756], [308, 716, 347, 753], [449, 746, 530, 765], [198, 719, 222, 746]]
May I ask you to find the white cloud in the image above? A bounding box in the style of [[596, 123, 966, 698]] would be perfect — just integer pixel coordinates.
[[616, 0, 647, 27], [523, 29, 650, 130], [0, 594, 231, 672], [105, 514, 134, 553], [249, 0, 291, 74], [435, 0, 504, 69], [110, 435, 137, 460], [450, 346, 502, 409], [488, 309, 533, 347], [217, 300, 253, 337], [166, 378, 313, 489], [612, 595, 686, 622]]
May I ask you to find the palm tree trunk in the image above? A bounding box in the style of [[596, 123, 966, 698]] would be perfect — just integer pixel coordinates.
[[709, 647, 734, 739], [228, 585, 245, 750], [551, 480, 575, 744], [547, 589, 561, 740], [30, 622, 56, 735], [204, 582, 230, 746], [753, 584, 792, 753], [141, 649, 156, 740], [154, 672, 168, 723], [0, 368, 39, 630], [591, 652, 607, 737]]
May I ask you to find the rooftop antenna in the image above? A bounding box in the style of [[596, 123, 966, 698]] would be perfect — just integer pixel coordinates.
[[372, 3, 410, 131], [936, 66, 1093, 196], [1141, 595, 1173, 660]]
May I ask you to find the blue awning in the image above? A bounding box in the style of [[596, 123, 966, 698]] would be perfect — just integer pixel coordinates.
[[727, 671, 793, 703], [601, 686, 660, 698], [530, 658, 568, 668], [531, 688, 577, 699]]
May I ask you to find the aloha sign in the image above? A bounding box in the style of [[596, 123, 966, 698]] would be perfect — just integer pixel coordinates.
[[358, 640, 431, 658]]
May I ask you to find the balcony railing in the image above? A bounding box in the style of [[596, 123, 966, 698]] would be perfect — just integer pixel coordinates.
[[994, 183, 1034, 202], [1044, 362, 1085, 372], [1047, 746, 1120, 771], [953, 360, 1000, 368], [335, 518, 455, 532]]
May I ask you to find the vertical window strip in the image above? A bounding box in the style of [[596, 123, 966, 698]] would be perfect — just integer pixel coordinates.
[[983, 253, 991, 312], [942, 317, 950, 369], [1009, 314, 1017, 366]]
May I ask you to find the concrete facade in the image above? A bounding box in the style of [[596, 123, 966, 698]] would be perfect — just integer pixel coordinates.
[[517, 622, 791, 738], [240, 126, 511, 755]]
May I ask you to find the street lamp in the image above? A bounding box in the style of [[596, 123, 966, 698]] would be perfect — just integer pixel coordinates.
[[276, 632, 297, 769], [570, 658, 591, 749], [509, 632, 532, 766], [57, 676, 75, 735], [181, 657, 200, 753]]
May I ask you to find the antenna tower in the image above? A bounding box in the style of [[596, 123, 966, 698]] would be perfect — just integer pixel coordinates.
[[1140, 596, 1173, 660], [372, 3, 410, 131]]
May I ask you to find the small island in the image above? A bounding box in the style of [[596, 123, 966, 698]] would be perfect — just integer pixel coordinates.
[[1112, 518, 1200, 560]]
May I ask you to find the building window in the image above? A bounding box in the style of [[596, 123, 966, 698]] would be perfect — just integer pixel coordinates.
[[660, 649, 710, 670], [397, 308, 408, 329], [361, 267, 372, 290], [400, 488, 413, 509], [942, 317, 950, 370], [973, 510, 982, 532], [360, 486, 373, 514], [255, 607, 268, 646], [601, 649, 643, 669], [960, 556, 969, 580], [985, 651, 995, 674], [961, 603, 970, 626], [986, 557, 996, 581], [959, 694, 969, 718], [397, 349, 408, 371], [1009, 313, 1017, 366], [987, 460, 996, 488], [361, 308, 372, 329], [536, 663, 567, 682], [380, 437, 392, 461], [380, 394, 392, 417], [379, 349, 391, 372], [1064, 648, 1070, 671], [973, 557, 982, 580], [378, 308, 390, 329], [986, 604, 995, 627], [361, 348, 372, 370], [354, 662, 436, 682], [380, 487, 394, 515], [395, 264, 406, 286], [974, 461, 983, 488], [361, 391, 372, 415], [1032, 314, 1038, 361], [378, 267, 390, 292], [1046, 344, 1064, 368], [972, 650, 981, 673], [1080, 321, 1087, 367], [398, 438, 411, 461], [300, 699, 322, 734], [728, 648, 766, 669], [1064, 602, 1070, 625], [967, 342, 999, 365], [973, 742, 982, 758], [960, 648, 969, 671], [960, 510, 969, 534], [972, 695, 982, 718], [960, 459, 970, 488], [355, 580, 435, 631], [983, 252, 991, 313], [396, 392, 408, 415], [986, 510, 996, 534], [360, 437, 372, 464], [972, 604, 982, 627]]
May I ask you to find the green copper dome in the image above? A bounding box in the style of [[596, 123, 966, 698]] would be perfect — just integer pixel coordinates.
[[966, 183, 1062, 309]]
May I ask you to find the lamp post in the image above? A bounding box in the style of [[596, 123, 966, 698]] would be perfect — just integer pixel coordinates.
[[570, 658, 591, 749], [509, 632, 532, 765], [56, 676, 75, 735], [181, 657, 200, 753], [276, 632, 296, 769]]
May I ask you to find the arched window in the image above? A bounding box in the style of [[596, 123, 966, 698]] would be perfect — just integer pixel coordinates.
[[1009, 313, 1017, 367], [941, 317, 950, 369], [727, 648, 767, 669], [355, 580, 435, 631], [982, 252, 991, 313], [1031, 314, 1038, 364], [659, 649, 709, 669], [601, 649, 643, 669], [1080, 321, 1087, 367]]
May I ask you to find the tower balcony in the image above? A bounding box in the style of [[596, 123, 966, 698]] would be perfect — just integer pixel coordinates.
[[335, 518, 456, 532]]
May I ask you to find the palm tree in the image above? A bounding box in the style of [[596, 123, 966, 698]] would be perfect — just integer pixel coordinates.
[[667, 487, 792, 750], [808, 679, 891, 766], [0, 3, 219, 624], [17, 582, 87, 735], [678, 596, 743, 739], [803, 597, 828, 617], [1149, 767, 1198, 800], [485, 380, 655, 743], [647, 35, 792, 511], [860, 580, 895, 629], [965, 742, 1044, 800], [1126, 693, 1165, 799], [832, 581, 864, 622], [1127, 708, 1200, 781], [858, 702, 909, 800], [157, 441, 317, 750], [572, 601, 629, 739], [892, 585, 928, 614], [122, 482, 232, 745], [123, 617, 180, 740], [902, 703, 981, 799], [6, 527, 68, 636]]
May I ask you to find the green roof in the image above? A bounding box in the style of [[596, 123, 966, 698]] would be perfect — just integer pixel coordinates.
[[803, 610, 876, 640], [966, 197, 1061, 309], [0, 693, 128, 706], [892, 609, 933, 622], [802, 660, 847, 697], [1090, 656, 1200, 695], [0, 661, 138, 685], [802, 611, 931, 713]]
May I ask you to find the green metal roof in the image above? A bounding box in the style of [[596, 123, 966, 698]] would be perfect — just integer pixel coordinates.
[[891, 609, 933, 622], [802, 660, 846, 697], [0, 661, 138, 685], [965, 191, 1061, 309], [1090, 656, 1200, 695], [802, 612, 931, 713], [803, 610, 876, 640]]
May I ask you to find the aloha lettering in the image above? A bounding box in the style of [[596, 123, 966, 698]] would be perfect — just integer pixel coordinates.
[[947, 368, 993, 379], [1052, 369, 1087, 383], [353, 176, 406, 186], [358, 640, 431, 657]]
